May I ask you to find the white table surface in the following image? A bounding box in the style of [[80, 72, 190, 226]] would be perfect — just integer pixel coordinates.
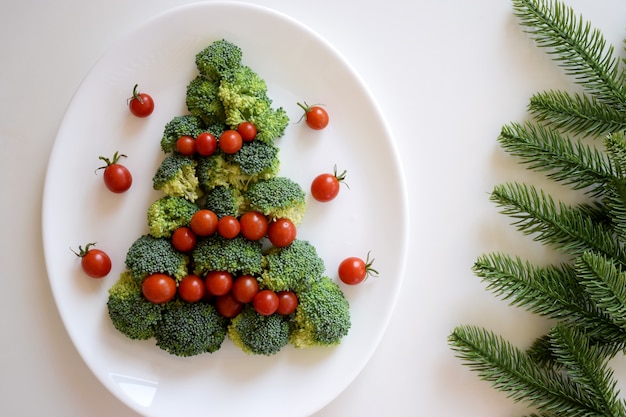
[[3, 1, 626, 416]]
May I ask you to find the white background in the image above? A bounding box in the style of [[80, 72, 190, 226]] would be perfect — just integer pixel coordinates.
[[2, 1, 626, 416]]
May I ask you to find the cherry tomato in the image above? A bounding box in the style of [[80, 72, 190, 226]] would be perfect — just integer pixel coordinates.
[[190, 209, 218, 237], [239, 211, 268, 241], [276, 291, 298, 315], [142, 273, 176, 304], [219, 130, 243, 154], [297, 102, 329, 130], [97, 151, 132, 193], [217, 215, 240, 239], [178, 274, 205, 303], [267, 218, 296, 248], [231, 275, 259, 303], [237, 121, 257, 142], [311, 165, 348, 202], [128, 84, 154, 117], [205, 270, 233, 296], [196, 132, 217, 156], [215, 293, 244, 318], [176, 135, 196, 156], [338, 252, 379, 285], [253, 289, 279, 316], [71, 242, 111, 278], [171, 226, 196, 252]]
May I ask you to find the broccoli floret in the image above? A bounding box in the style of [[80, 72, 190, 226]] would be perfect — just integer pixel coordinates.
[[125, 234, 189, 281], [195, 39, 243, 81], [147, 195, 199, 238], [196, 152, 237, 191], [152, 153, 202, 202], [192, 234, 263, 276], [259, 239, 325, 292], [106, 270, 163, 340], [161, 115, 204, 153], [289, 276, 351, 348], [203, 185, 244, 218], [251, 106, 290, 144], [228, 306, 290, 355], [185, 75, 226, 126], [231, 140, 280, 181], [154, 300, 228, 357], [244, 177, 306, 225]]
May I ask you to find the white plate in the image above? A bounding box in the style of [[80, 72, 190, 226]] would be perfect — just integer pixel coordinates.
[[41, 2, 408, 417]]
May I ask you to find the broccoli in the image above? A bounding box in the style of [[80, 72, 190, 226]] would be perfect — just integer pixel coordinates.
[[228, 306, 290, 355], [147, 195, 199, 238], [203, 185, 244, 218], [195, 39, 243, 81], [217, 65, 289, 144], [230, 140, 280, 182], [289, 276, 351, 348], [185, 75, 226, 126], [106, 270, 163, 340], [192, 234, 263, 276], [152, 153, 202, 202], [244, 177, 306, 225], [161, 114, 205, 153], [196, 152, 237, 191], [154, 300, 229, 357], [259, 239, 325, 293], [125, 234, 189, 281]]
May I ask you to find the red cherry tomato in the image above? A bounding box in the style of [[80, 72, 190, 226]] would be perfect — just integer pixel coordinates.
[[217, 215, 240, 239], [205, 270, 233, 296], [231, 275, 259, 303], [142, 273, 176, 304], [97, 151, 132, 193], [338, 252, 379, 285], [311, 165, 348, 202], [178, 274, 205, 303], [215, 293, 244, 318], [239, 211, 268, 241], [196, 132, 217, 156], [267, 218, 297, 248], [237, 121, 257, 142], [297, 102, 329, 130], [219, 130, 243, 154], [190, 209, 218, 237], [253, 289, 279, 316], [71, 242, 112, 278], [171, 226, 197, 252], [176, 135, 196, 156], [276, 291, 298, 315], [128, 84, 154, 117]]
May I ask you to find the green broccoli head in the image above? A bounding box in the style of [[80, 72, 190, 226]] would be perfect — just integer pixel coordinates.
[[251, 106, 290, 144], [196, 152, 238, 192], [106, 270, 163, 340], [244, 177, 306, 225], [203, 185, 244, 218], [125, 234, 189, 281], [192, 234, 263, 276], [259, 239, 325, 292], [152, 153, 202, 202], [185, 75, 226, 126], [195, 39, 243, 81], [161, 115, 204, 153], [154, 300, 229, 357], [289, 276, 351, 348], [230, 140, 280, 182], [147, 195, 199, 238], [228, 306, 290, 355]]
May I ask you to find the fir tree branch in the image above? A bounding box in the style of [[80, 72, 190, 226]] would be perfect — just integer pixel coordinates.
[[512, 0, 626, 109], [498, 122, 616, 197], [528, 90, 626, 136], [576, 251, 626, 330], [605, 132, 626, 176], [490, 182, 624, 261], [449, 325, 611, 416]]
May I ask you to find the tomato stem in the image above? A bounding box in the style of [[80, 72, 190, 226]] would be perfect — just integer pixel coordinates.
[[96, 151, 127, 172], [70, 242, 97, 258], [332, 164, 350, 189], [131, 84, 144, 104], [364, 251, 379, 279]]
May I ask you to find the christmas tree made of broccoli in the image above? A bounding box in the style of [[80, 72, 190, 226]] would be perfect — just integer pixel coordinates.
[[106, 39, 351, 357]]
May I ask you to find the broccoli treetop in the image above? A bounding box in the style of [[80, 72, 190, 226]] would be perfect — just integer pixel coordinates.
[[195, 39, 243, 81]]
